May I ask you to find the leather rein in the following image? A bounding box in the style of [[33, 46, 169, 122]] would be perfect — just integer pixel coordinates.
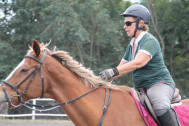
[[1, 51, 112, 126]]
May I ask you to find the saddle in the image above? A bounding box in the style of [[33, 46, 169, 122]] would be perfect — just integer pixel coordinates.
[[132, 88, 181, 124]]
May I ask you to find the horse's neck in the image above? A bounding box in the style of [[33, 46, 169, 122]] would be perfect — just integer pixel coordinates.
[[44, 60, 146, 126], [45, 64, 104, 125]]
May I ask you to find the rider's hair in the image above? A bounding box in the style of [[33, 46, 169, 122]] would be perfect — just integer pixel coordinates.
[[134, 17, 149, 32], [141, 20, 149, 32]]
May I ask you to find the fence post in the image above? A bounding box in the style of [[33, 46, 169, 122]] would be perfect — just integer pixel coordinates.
[[32, 99, 36, 120]]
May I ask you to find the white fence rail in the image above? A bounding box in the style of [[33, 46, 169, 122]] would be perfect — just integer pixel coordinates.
[[0, 98, 68, 120]]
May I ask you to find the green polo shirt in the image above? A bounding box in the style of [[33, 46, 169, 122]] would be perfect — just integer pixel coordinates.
[[122, 32, 175, 89]]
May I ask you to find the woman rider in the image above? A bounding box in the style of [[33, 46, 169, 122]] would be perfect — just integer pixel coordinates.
[[99, 4, 180, 126]]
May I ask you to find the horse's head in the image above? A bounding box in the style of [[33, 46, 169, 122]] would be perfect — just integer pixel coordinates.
[[0, 39, 48, 111]]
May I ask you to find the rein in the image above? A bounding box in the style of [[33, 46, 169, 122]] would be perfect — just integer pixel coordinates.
[[0, 51, 112, 125], [22, 85, 112, 126], [23, 85, 103, 111]]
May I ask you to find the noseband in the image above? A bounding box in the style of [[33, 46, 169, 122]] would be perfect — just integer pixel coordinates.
[[1, 51, 46, 107]]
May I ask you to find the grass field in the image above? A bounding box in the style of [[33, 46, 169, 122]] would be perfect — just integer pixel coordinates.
[[0, 119, 74, 126]]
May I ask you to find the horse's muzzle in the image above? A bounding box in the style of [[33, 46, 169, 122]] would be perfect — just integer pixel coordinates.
[[0, 86, 8, 114], [0, 102, 8, 114]]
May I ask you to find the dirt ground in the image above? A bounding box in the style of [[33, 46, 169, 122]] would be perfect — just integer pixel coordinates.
[[0, 120, 74, 126]]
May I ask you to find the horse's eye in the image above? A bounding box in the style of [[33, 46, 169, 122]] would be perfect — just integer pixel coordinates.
[[20, 69, 29, 73]]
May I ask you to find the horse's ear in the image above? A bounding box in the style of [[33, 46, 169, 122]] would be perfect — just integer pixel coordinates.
[[32, 39, 41, 57]]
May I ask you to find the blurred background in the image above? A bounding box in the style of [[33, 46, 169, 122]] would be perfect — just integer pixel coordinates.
[[0, 0, 189, 119]]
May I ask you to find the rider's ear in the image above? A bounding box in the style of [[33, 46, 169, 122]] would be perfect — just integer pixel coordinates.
[[32, 39, 41, 57]]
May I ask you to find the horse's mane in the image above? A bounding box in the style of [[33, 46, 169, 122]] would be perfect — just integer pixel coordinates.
[[27, 43, 131, 93]]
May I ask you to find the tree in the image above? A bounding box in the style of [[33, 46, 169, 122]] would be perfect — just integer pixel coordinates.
[[143, 0, 189, 97], [0, 0, 189, 97], [145, 0, 165, 56]]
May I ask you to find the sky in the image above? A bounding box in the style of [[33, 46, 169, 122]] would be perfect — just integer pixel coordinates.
[[123, 0, 143, 3]]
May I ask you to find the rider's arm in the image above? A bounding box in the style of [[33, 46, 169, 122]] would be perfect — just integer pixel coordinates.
[[110, 51, 151, 80], [118, 59, 127, 67]]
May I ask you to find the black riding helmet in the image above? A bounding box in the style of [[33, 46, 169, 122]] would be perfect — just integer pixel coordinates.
[[120, 4, 150, 37]]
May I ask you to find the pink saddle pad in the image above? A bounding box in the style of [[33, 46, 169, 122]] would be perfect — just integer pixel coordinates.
[[174, 104, 189, 126], [131, 92, 189, 126]]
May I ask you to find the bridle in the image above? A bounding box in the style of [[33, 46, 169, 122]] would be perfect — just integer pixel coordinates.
[[0, 51, 112, 126], [1, 51, 46, 107]]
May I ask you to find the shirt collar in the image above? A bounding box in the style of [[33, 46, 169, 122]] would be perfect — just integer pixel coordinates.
[[130, 31, 147, 46]]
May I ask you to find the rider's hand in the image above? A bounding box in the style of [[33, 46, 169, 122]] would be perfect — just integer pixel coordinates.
[[99, 68, 119, 81]]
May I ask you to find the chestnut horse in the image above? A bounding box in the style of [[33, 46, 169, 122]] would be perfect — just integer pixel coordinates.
[[0, 40, 146, 126], [0, 39, 188, 126]]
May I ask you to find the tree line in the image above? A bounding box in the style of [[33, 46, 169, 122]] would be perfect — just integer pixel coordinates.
[[0, 0, 189, 97]]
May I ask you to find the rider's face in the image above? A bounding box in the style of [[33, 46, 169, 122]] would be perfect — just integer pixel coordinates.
[[123, 17, 136, 37]]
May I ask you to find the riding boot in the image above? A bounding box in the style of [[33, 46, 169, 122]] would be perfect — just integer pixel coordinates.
[[157, 108, 181, 126]]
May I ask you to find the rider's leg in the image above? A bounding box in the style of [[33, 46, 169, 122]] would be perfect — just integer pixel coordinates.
[[157, 108, 180, 126], [146, 83, 180, 126]]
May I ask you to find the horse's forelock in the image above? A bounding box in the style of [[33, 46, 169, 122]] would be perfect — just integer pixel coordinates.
[[27, 43, 52, 56]]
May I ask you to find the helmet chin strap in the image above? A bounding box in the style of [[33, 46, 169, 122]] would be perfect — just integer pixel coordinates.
[[133, 17, 145, 38]]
